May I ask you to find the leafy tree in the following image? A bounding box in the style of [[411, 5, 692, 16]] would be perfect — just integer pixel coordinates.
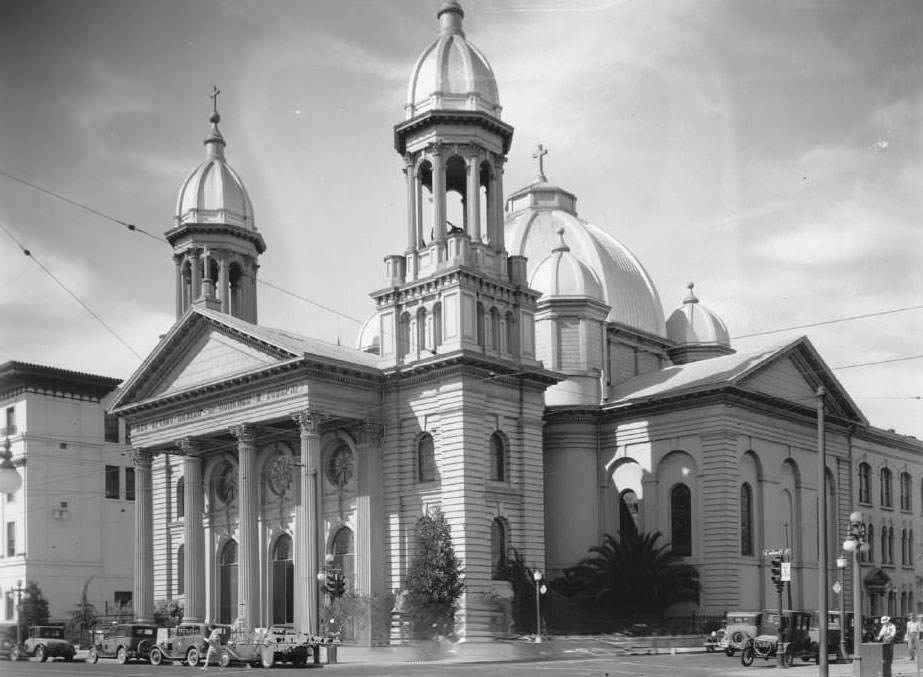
[[565, 531, 700, 619], [19, 581, 50, 635], [67, 578, 98, 646], [152, 599, 184, 627], [495, 549, 540, 634], [402, 509, 464, 639]]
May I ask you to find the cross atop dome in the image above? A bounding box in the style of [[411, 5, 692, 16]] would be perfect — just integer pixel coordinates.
[[533, 144, 549, 182], [209, 85, 221, 121]]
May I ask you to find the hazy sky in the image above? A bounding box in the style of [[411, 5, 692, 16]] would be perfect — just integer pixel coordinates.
[[1, 0, 921, 438]]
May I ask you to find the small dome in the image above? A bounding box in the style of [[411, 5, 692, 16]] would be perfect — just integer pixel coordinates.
[[176, 111, 256, 230], [666, 283, 731, 347], [529, 229, 605, 300], [406, 1, 501, 119], [507, 177, 667, 338], [356, 314, 380, 355]]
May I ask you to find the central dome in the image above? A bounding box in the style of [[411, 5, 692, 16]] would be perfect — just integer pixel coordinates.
[[405, 1, 501, 119], [506, 178, 667, 338]]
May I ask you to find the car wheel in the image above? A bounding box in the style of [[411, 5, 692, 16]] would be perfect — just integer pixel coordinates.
[[725, 647, 736, 657], [35, 645, 47, 662], [88, 647, 98, 664], [219, 651, 230, 668], [260, 647, 275, 669], [741, 646, 755, 667], [117, 645, 128, 664], [186, 646, 201, 667], [149, 647, 164, 666]]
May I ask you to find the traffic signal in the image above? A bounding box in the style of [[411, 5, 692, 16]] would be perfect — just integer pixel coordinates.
[[770, 558, 783, 590], [333, 573, 346, 598], [325, 570, 337, 597]]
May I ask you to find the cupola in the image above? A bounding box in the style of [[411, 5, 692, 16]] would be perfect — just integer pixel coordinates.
[[666, 283, 734, 364]]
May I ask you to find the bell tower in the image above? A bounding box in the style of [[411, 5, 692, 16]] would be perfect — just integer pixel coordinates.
[[372, 1, 537, 369], [167, 87, 265, 323]]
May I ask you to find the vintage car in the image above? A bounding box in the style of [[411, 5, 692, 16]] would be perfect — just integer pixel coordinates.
[[720, 611, 761, 656], [807, 610, 849, 662], [265, 625, 322, 666], [148, 622, 231, 667], [704, 627, 726, 652], [0, 623, 18, 660], [88, 623, 158, 664], [22, 625, 74, 662], [224, 627, 276, 668], [741, 610, 814, 667]]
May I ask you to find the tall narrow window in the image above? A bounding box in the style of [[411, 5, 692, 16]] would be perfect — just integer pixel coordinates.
[[619, 490, 639, 538], [489, 433, 505, 482], [417, 433, 436, 483], [489, 307, 501, 351], [858, 463, 871, 504], [901, 472, 912, 511], [175, 478, 185, 519], [902, 529, 908, 565], [881, 526, 889, 563], [866, 523, 874, 564], [671, 484, 692, 556], [490, 518, 507, 579], [105, 465, 120, 499], [4, 407, 15, 434], [740, 483, 754, 556], [889, 527, 895, 564], [5, 591, 12, 619], [272, 535, 294, 624], [332, 527, 354, 594], [104, 414, 119, 443], [176, 545, 185, 595], [432, 303, 443, 350], [125, 467, 135, 501], [476, 303, 485, 347], [5, 522, 14, 557], [398, 313, 411, 357], [218, 540, 238, 624], [881, 468, 893, 508]]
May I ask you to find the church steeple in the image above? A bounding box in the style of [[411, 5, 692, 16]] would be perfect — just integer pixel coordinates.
[[167, 87, 265, 323]]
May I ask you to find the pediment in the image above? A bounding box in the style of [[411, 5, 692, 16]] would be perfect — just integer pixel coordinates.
[[740, 355, 820, 405]]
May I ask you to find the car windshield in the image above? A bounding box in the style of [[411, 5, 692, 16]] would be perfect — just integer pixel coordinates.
[[134, 627, 155, 636], [0, 626, 16, 639], [39, 627, 63, 638]]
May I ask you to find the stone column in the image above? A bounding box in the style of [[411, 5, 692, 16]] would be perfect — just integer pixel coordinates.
[[467, 152, 481, 242], [292, 410, 323, 635], [230, 424, 260, 629], [218, 257, 229, 313], [494, 157, 506, 252], [404, 155, 416, 253], [355, 421, 384, 600], [415, 172, 424, 247], [174, 255, 184, 318], [431, 146, 446, 250], [179, 439, 206, 622], [190, 249, 202, 303], [130, 449, 154, 622]]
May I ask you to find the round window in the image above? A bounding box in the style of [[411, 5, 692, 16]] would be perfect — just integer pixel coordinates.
[[325, 443, 353, 488], [215, 462, 238, 505]]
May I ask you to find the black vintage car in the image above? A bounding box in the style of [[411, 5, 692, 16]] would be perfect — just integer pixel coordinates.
[[0, 623, 18, 660], [88, 623, 158, 664], [741, 610, 815, 667], [148, 622, 230, 667]]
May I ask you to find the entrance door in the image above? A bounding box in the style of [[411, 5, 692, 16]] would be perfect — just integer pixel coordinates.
[[219, 540, 238, 624], [272, 534, 294, 624]]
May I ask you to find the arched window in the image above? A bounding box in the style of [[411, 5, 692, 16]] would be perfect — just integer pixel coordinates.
[[619, 489, 639, 538], [866, 523, 874, 564], [889, 526, 895, 564], [490, 518, 508, 579], [671, 484, 692, 557], [505, 311, 516, 356], [901, 472, 912, 511], [332, 527, 354, 593], [218, 540, 238, 624], [272, 534, 294, 624], [416, 307, 427, 354], [176, 544, 185, 596], [881, 526, 889, 563], [398, 312, 411, 357], [432, 303, 442, 350], [910, 530, 914, 566], [476, 303, 485, 347], [175, 477, 185, 519], [901, 529, 908, 565], [417, 433, 436, 483], [489, 433, 505, 482], [881, 467, 893, 507], [858, 463, 871, 504], [740, 483, 754, 556], [489, 307, 501, 351]]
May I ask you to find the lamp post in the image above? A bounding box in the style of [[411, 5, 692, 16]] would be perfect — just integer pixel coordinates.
[[843, 511, 869, 677], [12, 580, 25, 661], [0, 432, 22, 494], [532, 570, 545, 643], [836, 555, 847, 662]]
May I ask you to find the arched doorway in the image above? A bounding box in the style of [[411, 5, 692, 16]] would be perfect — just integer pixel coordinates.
[[219, 540, 238, 624], [272, 534, 294, 625], [331, 527, 354, 592]]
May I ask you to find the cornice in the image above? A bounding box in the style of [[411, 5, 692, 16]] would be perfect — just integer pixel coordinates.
[[394, 110, 514, 155], [165, 222, 267, 254], [382, 352, 560, 390]]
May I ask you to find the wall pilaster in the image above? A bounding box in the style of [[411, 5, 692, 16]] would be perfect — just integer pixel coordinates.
[[179, 439, 206, 622], [230, 424, 260, 629], [131, 448, 154, 622]]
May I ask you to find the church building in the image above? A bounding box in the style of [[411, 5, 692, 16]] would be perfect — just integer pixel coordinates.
[[111, 0, 923, 641]]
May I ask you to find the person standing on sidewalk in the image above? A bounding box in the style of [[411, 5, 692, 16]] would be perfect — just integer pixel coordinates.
[[905, 615, 920, 661], [201, 627, 225, 672]]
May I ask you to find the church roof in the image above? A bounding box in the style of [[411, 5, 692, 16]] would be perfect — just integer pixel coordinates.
[[529, 228, 605, 301], [666, 283, 730, 347], [0, 361, 121, 402], [608, 335, 867, 425], [506, 175, 666, 337], [405, 1, 501, 119]]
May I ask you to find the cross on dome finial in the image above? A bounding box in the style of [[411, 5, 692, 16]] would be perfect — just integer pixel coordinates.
[[209, 85, 221, 123], [533, 144, 549, 182], [683, 282, 699, 304]]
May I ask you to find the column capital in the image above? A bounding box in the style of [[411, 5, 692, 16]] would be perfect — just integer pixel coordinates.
[[292, 410, 325, 436], [358, 420, 385, 447], [128, 448, 153, 469], [229, 424, 257, 444], [430, 141, 444, 157], [403, 152, 414, 168], [176, 438, 203, 456]]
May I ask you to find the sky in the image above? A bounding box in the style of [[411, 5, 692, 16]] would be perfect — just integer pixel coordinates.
[[0, 0, 921, 438]]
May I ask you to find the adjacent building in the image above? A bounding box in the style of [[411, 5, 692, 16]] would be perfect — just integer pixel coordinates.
[[0, 361, 133, 622]]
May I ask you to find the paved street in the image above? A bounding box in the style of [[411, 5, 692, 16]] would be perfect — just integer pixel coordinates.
[[4, 653, 923, 677]]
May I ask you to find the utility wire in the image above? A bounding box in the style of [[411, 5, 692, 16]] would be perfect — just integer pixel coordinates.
[[0, 167, 165, 244], [0, 221, 143, 360], [733, 305, 923, 340]]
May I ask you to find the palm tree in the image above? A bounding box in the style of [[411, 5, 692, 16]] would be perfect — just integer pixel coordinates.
[[567, 530, 700, 619]]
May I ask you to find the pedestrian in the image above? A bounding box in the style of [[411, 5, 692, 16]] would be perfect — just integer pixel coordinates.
[[878, 616, 897, 644], [201, 627, 224, 671], [906, 615, 920, 661]]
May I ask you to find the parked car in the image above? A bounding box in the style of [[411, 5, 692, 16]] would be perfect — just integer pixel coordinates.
[[0, 623, 18, 660], [148, 622, 230, 667], [265, 625, 319, 666], [22, 625, 74, 662], [721, 611, 761, 656], [741, 610, 814, 667], [88, 623, 158, 664], [705, 626, 727, 652]]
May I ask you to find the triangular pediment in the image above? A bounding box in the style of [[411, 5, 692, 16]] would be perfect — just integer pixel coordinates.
[[740, 354, 822, 404]]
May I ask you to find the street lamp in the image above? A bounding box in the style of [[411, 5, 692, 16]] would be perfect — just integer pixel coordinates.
[[836, 555, 847, 662], [0, 433, 22, 494], [532, 570, 546, 643], [843, 511, 869, 677], [12, 580, 25, 661]]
